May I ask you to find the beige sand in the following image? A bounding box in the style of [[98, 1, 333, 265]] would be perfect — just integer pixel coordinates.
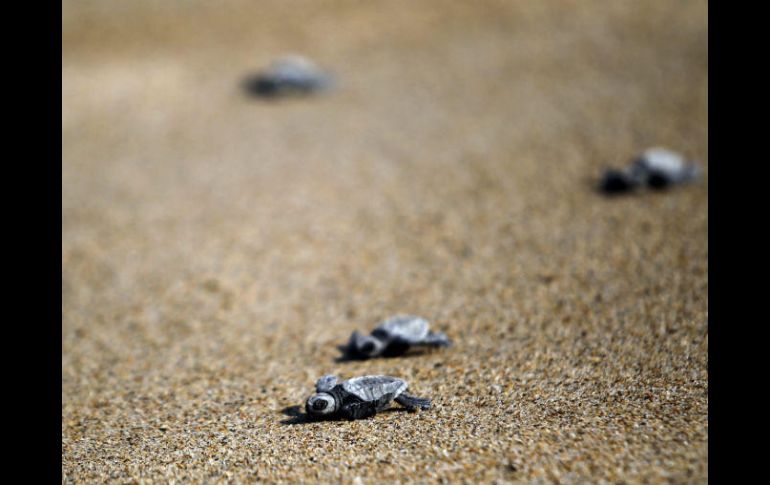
[[62, 1, 708, 483]]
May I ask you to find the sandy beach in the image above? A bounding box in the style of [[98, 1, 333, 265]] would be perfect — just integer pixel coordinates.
[[62, 1, 708, 482]]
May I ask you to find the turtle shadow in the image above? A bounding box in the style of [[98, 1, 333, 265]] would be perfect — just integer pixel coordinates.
[[585, 174, 636, 197], [589, 173, 683, 197], [279, 405, 410, 425], [240, 73, 332, 101], [334, 346, 434, 363], [279, 405, 316, 425]]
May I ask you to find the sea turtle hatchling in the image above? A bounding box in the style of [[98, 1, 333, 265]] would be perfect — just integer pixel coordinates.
[[600, 147, 702, 194], [341, 315, 452, 360], [305, 375, 432, 420], [242, 55, 333, 98]]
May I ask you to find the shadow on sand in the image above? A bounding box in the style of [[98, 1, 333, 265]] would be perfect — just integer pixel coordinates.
[[279, 405, 410, 425], [334, 346, 432, 363], [280, 406, 316, 425]]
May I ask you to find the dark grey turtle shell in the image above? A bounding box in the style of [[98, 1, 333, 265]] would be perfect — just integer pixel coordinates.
[[373, 315, 430, 343], [341, 375, 408, 403]]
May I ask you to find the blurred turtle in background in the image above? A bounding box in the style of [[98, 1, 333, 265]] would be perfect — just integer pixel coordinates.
[[599, 147, 702, 194], [341, 315, 452, 360], [242, 55, 333, 98]]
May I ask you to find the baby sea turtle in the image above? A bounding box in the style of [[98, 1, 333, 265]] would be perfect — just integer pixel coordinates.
[[242, 55, 332, 98], [599, 147, 702, 194], [305, 375, 431, 420], [341, 315, 452, 360]]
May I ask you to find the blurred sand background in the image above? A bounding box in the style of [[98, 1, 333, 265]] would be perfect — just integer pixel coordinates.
[[62, 0, 708, 483]]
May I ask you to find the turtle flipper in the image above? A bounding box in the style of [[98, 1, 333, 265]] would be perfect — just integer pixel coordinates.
[[341, 331, 365, 358], [340, 401, 378, 420], [348, 331, 362, 349], [315, 375, 338, 393], [421, 331, 452, 348], [395, 393, 431, 411]]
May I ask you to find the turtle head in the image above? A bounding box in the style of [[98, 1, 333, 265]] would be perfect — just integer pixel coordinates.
[[355, 335, 385, 358], [305, 392, 338, 417], [346, 331, 385, 359]]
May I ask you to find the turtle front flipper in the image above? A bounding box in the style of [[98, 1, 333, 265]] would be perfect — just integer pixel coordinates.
[[340, 401, 379, 420], [395, 393, 431, 411], [341, 331, 365, 358], [315, 375, 338, 393]]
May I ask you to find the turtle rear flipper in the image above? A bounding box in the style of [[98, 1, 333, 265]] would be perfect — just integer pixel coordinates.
[[422, 331, 452, 348], [395, 393, 431, 411]]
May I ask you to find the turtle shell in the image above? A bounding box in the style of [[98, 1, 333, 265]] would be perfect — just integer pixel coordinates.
[[373, 316, 430, 344], [632, 147, 701, 185], [342, 375, 408, 403]]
